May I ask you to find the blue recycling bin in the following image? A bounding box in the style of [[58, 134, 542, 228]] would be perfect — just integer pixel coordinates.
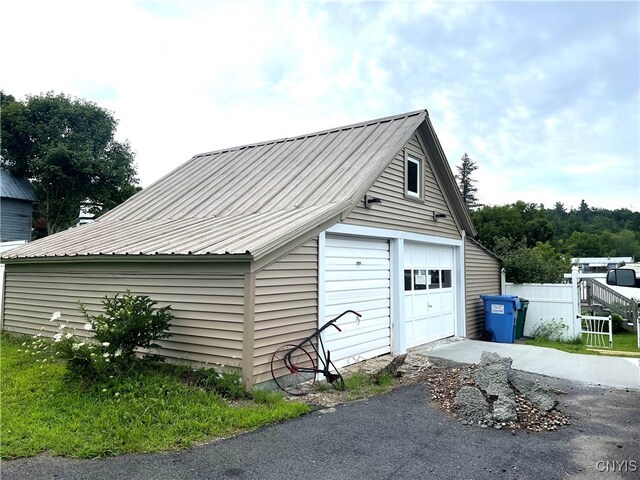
[[480, 295, 521, 343]]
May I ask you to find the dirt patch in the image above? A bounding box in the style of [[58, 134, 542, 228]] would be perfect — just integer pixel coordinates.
[[297, 352, 432, 407]]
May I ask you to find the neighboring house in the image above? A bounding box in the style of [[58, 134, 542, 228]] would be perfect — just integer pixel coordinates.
[[0, 169, 36, 243], [0, 110, 501, 387], [572, 257, 633, 274]]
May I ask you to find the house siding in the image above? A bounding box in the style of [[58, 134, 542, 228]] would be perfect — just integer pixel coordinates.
[[2, 262, 247, 368], [343, 133, 460, 239], [252, 238, 318, 385], [465, 238, 501, 339], [1, 198, 32, 242]]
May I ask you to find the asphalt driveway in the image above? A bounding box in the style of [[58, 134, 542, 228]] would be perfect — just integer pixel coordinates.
[[2, 371, 639, 480]]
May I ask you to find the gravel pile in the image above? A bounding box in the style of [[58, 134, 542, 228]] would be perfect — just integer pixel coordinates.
[[423, 352, 570, 432]]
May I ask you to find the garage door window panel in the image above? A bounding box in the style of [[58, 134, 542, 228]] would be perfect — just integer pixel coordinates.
[[404, 269, 412, 291], [414, 269, 427, 290], [441, 269, 452, 288], [428, 270, 440, 289]]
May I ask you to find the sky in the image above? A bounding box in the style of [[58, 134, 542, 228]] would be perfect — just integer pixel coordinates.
[[2, 0, 639, 212]]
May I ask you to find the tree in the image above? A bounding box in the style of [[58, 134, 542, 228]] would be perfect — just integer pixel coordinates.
[[578, 199, 591, 222], [455, 153, 480, 209], [471, 201, 640, 260], [1, 91, 139, 236], [493, 237, 570, 283], [565, 231, 606, 257], [470, 202, 554, 251]]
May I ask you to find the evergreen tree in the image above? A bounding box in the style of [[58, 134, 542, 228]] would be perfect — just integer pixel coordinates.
[[455, 153, 480, 209]]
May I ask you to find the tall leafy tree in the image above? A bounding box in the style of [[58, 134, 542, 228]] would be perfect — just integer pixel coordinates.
[[455, 153, 480, 209], [493, 237, 571, 283], [1, 91, 139, 236], [470, 201, 553, 250]]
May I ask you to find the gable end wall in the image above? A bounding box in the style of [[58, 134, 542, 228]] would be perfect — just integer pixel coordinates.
[[343, 133, 461, 239]]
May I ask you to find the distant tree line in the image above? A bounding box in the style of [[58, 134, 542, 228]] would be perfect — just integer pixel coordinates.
[[470, 200, 640, 283]]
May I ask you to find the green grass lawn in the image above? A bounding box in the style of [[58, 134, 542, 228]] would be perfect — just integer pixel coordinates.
[[0, 335, 311, 459], [526, 331, 639, 356], [610, 331, 640, 353]]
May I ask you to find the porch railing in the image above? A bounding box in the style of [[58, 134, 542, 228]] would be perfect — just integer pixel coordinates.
[[580, 278, 639, 324]]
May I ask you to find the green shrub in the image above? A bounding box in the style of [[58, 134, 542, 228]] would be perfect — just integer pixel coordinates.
[[611, 314, 625, 334], [80, 291, 173, 361], [493, 237, 571, 284], [23, 291, 173, 382]]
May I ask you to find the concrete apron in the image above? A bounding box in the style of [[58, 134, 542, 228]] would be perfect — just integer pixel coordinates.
[[419, 338, 640, 390]]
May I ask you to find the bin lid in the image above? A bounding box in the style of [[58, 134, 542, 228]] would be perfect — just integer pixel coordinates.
[[480, 294, 521, 308]]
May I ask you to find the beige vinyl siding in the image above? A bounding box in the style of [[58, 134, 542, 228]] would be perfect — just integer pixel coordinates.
[[344, 133, 460, 239], [465, 238, 501, 339], [2, 262, 246, 368], [252, 238, 318, 385]]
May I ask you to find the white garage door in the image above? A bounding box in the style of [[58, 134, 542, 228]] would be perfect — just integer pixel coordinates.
[[324, 235, 391, 368], [404, 242, 455, 347]]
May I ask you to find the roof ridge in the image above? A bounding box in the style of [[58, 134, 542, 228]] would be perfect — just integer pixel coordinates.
[[93, 202, 344, 226], [192, 109, 428, 159]]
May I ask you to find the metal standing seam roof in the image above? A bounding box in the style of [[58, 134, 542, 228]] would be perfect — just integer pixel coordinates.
[[1, 110, 471, 261], [0, 169, 36, 201]]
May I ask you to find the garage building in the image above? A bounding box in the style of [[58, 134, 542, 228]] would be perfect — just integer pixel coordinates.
[[1, 110, 501, 386]]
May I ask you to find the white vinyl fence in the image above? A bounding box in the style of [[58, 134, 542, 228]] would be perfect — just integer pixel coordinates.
[[503, 267, 581, 340]]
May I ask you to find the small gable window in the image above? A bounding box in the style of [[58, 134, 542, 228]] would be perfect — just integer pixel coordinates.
[[406, 154, 421, 198]]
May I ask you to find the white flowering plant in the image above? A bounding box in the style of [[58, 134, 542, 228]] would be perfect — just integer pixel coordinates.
[[20, 311, 109, 378]]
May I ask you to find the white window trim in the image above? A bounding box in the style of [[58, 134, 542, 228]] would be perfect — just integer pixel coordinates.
[[406, 154, 421, 198]]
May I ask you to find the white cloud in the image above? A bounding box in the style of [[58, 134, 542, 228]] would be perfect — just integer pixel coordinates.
[[2, 0, 638, 211]]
